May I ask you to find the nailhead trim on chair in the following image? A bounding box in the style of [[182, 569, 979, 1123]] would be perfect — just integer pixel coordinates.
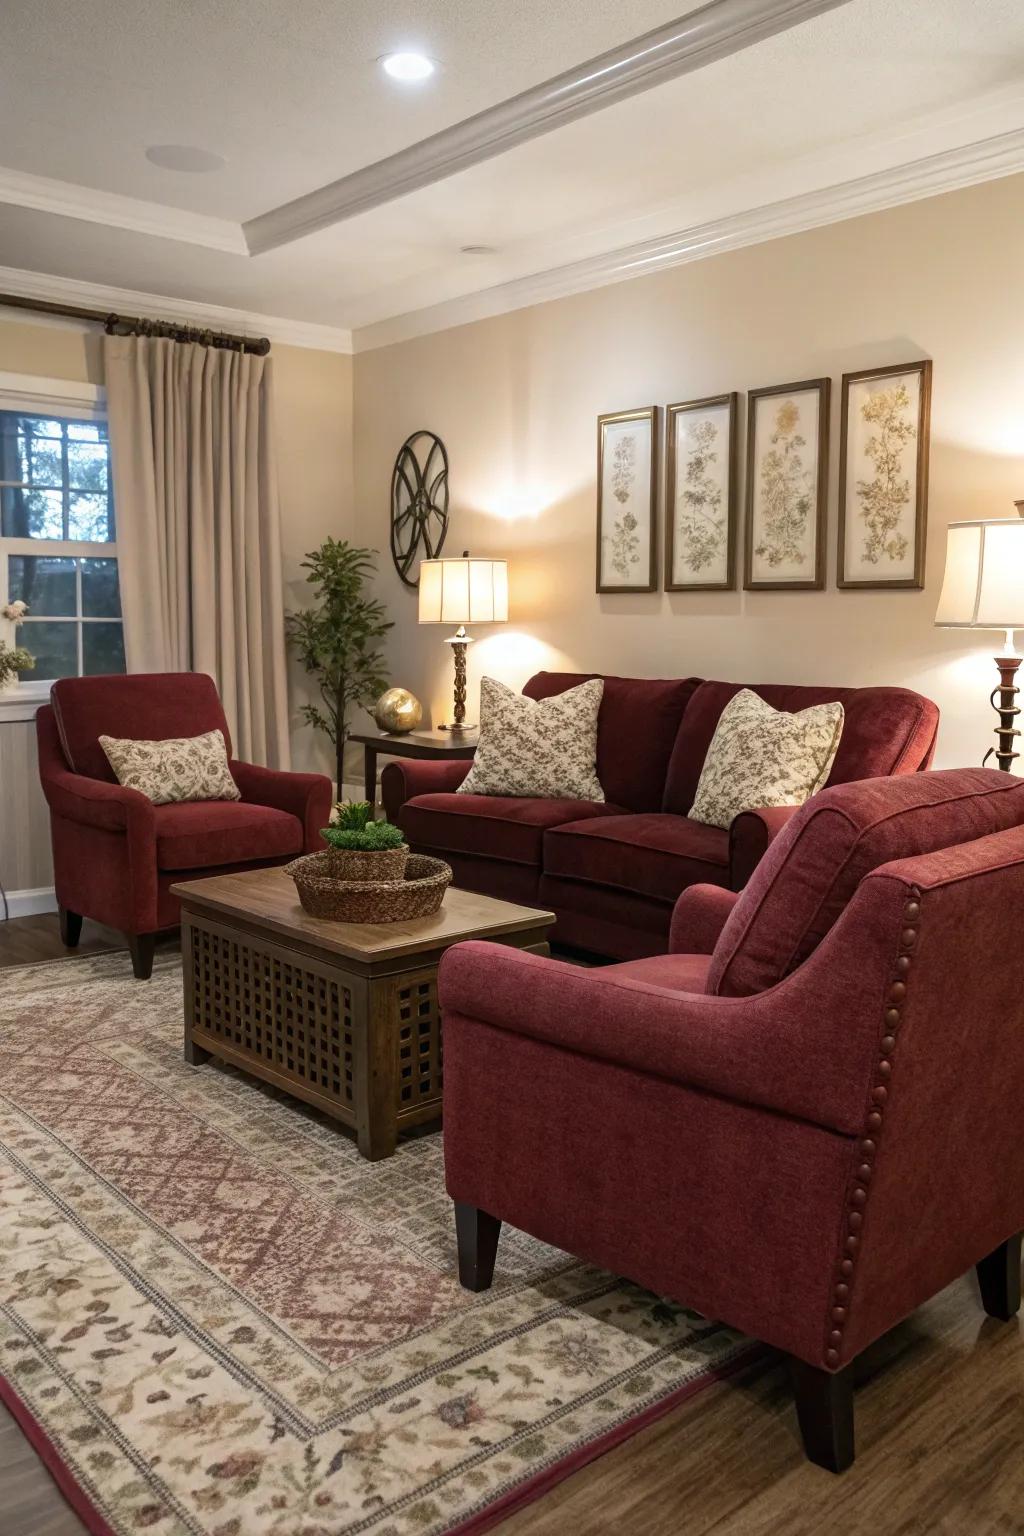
[[823, 887, 921, 1369]]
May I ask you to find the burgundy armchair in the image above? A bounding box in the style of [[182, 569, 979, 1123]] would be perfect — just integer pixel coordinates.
[[439, 768, 1024, 1471], [37, 673, 332, 978]]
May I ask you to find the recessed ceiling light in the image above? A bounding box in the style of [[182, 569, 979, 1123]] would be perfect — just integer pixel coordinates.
[[146, 144, 226, 173], [380, 52, 435, 82]]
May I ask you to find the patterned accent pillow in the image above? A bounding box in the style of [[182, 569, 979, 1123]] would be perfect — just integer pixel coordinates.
[[458, 677, 605, 801], [688, 688, 844, 830], [99, 728, 240, 805]]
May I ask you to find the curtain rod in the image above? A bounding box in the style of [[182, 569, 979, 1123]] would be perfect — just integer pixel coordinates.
[[0, 292, 271, 356]]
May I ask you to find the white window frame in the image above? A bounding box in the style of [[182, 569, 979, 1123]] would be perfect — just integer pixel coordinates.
[[0, 373, 118, 719]]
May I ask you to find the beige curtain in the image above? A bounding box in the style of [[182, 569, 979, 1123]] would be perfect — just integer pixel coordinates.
[[103, 334, 290, 768]]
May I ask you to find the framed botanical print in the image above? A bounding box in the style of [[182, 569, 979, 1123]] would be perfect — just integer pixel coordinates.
[[665, 393, 738, 591], [744, 378, 830, 591], [838, 359, 932, 589], [596, 406, 658, 592]]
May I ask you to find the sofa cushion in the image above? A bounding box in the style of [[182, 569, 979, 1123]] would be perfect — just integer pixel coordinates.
[[544, 813, 729, 903], [459, 676, 605, 800], [523, 671, 701, 813], [708, 766, 1024, 997], [599, 953, 711, 993], [689, 688, 844, 830], [400, 792, 627, 867], [52, 672, 232, 784], [155, 800, 303, 871], [662, 680, 938, 815]]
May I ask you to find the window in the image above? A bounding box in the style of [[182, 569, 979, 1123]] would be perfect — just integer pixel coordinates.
[[0, 408, 124, 684]]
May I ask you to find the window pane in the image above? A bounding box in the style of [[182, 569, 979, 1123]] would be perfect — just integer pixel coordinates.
[[68, 440, 108, 493], [28, 436, 62, 486], [18, 620, 77, 680], [69, 491, 112, 541], [82, 558, 121, 617], [0, 419, 30, 484], [67, 421, 104, 442], [5, 488, 65, 538], [83, 622, 125, 676], [28, 417, 62, 439], [8, 556, 77, 615]]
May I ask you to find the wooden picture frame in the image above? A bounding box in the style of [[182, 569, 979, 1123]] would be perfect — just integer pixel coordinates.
[[596, 406, 658, 593], [665, 393, 738, 592], [744, 377, 830, 591], [837, 359, 932, 590]]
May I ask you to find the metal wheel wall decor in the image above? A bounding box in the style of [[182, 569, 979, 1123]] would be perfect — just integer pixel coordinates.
[[390, 430, 450, 587]]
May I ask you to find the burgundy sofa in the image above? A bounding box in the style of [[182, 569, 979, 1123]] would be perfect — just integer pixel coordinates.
[[383, 672, 939, 958], [36, 673, 332, 978], [439, 768, 1024, 1470]]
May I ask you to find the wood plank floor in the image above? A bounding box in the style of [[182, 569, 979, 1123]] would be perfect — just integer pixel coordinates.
[[2, 915, 1024, 1535]]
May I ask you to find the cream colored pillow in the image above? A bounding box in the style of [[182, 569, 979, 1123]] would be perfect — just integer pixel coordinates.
[[100, 728, 240, 805], [458, 676, 605, 800], [688, 688, 844, 830]]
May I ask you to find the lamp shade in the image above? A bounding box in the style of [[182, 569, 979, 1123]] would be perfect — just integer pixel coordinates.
[[935, 517, 1024, 630], [418, 558, 509, 625]]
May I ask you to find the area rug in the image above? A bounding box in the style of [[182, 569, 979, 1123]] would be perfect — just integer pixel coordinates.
[[0, 952, 752, 1536]]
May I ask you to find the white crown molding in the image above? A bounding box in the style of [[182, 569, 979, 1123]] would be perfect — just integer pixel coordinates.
[[0, 166, 246, 255], [0, 267, 353, 355], [352, 125, 1024, 351], [243, 0, 850, 255]]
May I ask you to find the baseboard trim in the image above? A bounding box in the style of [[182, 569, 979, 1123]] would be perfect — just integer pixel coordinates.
[[3, 885, 57, 919]]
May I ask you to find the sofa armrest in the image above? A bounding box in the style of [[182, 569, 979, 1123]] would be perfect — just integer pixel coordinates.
[[230, 760, 333, 853], [440, 867, 914, 1136], [41, 761, 155, 840], [381, 758, 472, 822], [729, 805, 800, 890], [669, 884, 740, 954]]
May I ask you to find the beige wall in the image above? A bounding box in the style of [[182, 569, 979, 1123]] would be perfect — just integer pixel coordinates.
[[0, 317, 353, 778], [353, 172, 1024, 771]]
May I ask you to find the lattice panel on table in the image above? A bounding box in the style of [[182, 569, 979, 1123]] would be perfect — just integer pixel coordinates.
[[189, 922, 355, 1105], [395, 967, 443, 1110]]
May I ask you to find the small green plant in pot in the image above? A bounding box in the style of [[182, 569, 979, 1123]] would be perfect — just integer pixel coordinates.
[[319, 800, 409, 883]]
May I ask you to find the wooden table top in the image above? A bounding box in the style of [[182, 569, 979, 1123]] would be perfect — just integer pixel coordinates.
[[348, 728, 478, 755], [171, 865, 553, 964]]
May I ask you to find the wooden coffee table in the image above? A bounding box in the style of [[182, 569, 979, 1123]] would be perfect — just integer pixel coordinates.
[[172, 867, 554, 1160]]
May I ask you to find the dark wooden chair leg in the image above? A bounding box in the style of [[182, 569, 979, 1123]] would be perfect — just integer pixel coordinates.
[[454, 1202, 502, 1292], [58, 905, 82, 948], [127, 933, 156, 981], [977, 1232, 1022, 1322], [789, 1358, 855, 1472]]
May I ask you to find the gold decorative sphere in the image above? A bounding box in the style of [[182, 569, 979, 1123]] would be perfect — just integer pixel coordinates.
[[374, 687, 423, 734]]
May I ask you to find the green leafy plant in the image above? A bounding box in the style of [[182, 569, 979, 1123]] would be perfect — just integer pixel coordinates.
[[285, 540, 393, 788], [320, 798, 406, 853], [0, 641, 34, 688]]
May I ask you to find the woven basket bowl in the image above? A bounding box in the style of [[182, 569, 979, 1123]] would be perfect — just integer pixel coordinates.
[[318, 843, 409, 882], [286, 852, 452, 924]]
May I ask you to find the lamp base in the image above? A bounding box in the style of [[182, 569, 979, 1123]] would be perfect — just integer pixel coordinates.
[[438, 721, 477, 733], [983, 653, 1021, 773]]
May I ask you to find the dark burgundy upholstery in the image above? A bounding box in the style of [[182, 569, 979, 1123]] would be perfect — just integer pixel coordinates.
[[522, 672, 700, 812], [543, 813, 729, 901], [440, 771, 1024, 1463], [400, 792, 626, 866], [662, 681, 939, 814], [51, 671, 232, 782], [37, 675, 332, 961], [709, 767, 1024, 997], [385, 670, 939, 961]]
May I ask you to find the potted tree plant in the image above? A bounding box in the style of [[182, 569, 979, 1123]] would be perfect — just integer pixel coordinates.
[[285, 540, 393, 793]]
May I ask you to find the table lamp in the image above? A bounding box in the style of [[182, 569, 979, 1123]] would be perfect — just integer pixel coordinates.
[[418, 553, 508, 730], [935, 501, 1024, 771]]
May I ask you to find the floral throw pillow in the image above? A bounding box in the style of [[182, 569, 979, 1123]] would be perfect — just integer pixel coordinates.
[[458, 677, 605, 801], [99, 728, 241, 805], [688, 688, 844, 830]]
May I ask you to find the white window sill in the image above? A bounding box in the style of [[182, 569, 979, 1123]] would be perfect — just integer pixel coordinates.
[[0, 682, 50, 723]]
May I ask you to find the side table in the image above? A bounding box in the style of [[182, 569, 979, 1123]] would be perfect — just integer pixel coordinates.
[[349, 728, 478, 809]]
